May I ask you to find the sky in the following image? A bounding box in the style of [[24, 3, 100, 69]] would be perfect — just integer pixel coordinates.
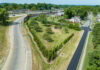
[[0, 0, 100, 5]]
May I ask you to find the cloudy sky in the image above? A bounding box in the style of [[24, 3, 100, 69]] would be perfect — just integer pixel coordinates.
[[0, 0, 100, 5]]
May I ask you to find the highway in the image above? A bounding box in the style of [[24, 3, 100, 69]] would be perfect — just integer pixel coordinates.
[[2, 16, 32, 70], [67, 14, 92, 70]]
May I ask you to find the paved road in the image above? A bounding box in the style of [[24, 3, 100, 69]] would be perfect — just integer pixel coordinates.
[[78, 13, 93, 70], [67, 14, 92, 70], [4, 17, 32, 70]]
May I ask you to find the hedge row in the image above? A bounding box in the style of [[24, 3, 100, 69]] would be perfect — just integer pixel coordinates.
[[53, 33, 74, 53]]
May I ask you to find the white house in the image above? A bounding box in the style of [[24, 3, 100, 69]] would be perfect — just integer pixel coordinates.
[[69, 16, 81, 23]]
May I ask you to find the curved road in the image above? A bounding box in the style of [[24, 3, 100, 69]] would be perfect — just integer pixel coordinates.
[[2, 16, 32, 70]]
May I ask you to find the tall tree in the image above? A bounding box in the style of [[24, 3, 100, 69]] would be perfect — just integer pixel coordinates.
[[0, 8, 9, 25]]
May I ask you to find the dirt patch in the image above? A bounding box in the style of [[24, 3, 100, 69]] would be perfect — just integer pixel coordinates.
[[60, 52, 65, 57], [52, 27, 60, 33]]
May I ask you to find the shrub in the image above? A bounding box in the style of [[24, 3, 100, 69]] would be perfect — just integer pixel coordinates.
[[63, 33, 74, 44], [68, 23, 81, 31], [73, 23, 81, 31], [28, 19, 43, 32], [34, 25, 42, 32], [58, 19, 66, 23], [64, 27, 69, 33], [54, 25, 62, 29], [43, 33, 53, 42], [46, 27, 54, 34]]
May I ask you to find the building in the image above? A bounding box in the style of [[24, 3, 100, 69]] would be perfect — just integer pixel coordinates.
[[68, 16, 81, 23]]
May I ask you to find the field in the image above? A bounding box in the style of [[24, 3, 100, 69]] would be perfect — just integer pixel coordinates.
[[36, 22, 75, 50], [24, 15, 83, 70], [0, 16, 21, 68]]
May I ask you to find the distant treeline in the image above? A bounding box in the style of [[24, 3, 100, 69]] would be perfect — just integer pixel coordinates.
[[64, 6, 100, 20], [0, 3, 68, 11]]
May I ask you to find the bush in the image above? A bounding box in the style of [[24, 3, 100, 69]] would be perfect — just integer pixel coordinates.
[[54, 25, 62, 29], [68, 23, 81, 31], [73, 23, 81, 31], [43, 33, 53, 42], [58, 19, 66, 23], [64, 27, 69, 33], [34, 25, 42, 32], [28, 19, 43, 32], [46, 27, 54, 34]]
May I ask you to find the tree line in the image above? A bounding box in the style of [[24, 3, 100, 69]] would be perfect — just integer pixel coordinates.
[[87, 23, 100, 70], [64, 6, 100, 20], [0, 3, 66, 11]]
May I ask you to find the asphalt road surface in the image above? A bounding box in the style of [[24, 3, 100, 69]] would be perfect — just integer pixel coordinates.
[[67, 14, 92, 70], [8, 17, 32, 70]]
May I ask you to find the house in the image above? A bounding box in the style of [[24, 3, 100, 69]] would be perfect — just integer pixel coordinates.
[[69, 16, 81, 23]]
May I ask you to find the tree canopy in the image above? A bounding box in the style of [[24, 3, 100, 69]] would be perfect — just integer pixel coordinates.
[[0, 8, 9, 25], [0, 3, 66, 11], [88, 23, 100, 70], [64, 6, 100, 20]]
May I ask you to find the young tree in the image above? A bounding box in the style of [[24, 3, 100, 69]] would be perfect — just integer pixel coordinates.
[[64, 7, 76, 19], [0, 8, 9, 25]]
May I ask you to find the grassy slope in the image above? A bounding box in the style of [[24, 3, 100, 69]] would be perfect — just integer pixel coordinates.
[[0, 16, 21, 68], [0, 25, 8, 65], [82, 32, 94, 70]]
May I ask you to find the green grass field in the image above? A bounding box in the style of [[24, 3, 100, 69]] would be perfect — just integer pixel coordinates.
[[0, 25, 8, 61], [24, 24, 83, 70], [25, 15, 83, 70], [36, 22, 75, 50]]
